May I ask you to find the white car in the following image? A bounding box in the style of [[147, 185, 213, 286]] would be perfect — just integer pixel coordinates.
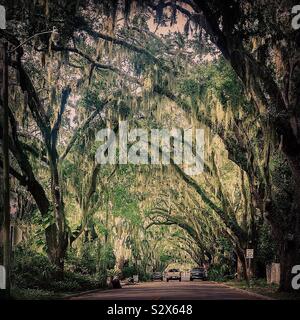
[[165, 269, 182, 282]]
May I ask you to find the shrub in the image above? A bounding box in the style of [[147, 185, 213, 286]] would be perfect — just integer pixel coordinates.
[[11, 246, 102, 293], [65, 247, 97, 275], [208, 263, 233, 281], [122, 265, 138, 279], [12, 246, 59, 289]]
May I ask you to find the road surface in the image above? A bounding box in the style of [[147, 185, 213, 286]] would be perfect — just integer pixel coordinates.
[[68, 281, 269, 300]]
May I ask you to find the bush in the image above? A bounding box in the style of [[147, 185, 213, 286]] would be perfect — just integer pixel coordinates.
[[12, 247, 59, 290], [138, 271, 151, 282], [11, 246, 102, 293], [208, 264, 233, 281], [65, 246, 97, 275], [122, 265, 138, 279], [48, 273, 101, 292]]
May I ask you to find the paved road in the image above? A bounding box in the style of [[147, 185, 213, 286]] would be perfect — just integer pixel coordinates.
[[68, 281, 268, 300]]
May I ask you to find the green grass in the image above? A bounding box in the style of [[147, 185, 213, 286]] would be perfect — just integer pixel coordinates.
[[221, 279, 300, 300], [11, 286, 105, 300], [11, 287, 65, 300]]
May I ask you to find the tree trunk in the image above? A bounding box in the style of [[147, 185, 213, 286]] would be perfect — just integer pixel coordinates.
[[278, 155, 300, 292], [47, 142, 68, 275], [235, 246, 249, 285], [279, 239, 300, 292], [24, 171, 67, 274], [47, 231, 68, 278]]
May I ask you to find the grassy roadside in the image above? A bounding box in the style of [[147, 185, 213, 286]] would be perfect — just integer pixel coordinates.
[[11, 287, 106, 300], [11, 288, 66, 300], [220, 279, 300, 300], [11, 282, 135, 300]]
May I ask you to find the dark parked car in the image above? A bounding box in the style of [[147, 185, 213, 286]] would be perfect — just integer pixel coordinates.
[[190, 267, 208, 281], [151, 271, 163, 281]]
